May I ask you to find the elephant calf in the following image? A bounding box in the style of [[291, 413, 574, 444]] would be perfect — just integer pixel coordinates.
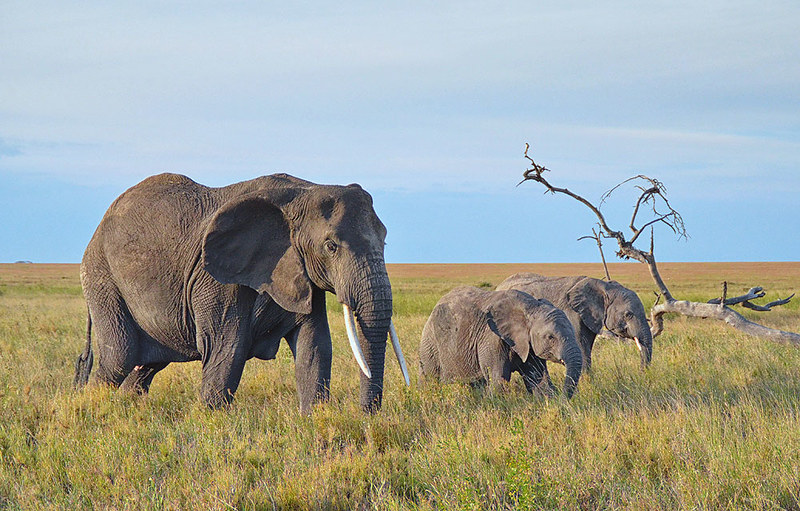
[[497, 273, 653, 371], [419, 286, 583, 398]]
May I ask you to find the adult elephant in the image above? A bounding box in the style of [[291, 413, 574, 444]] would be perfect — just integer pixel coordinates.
[[74, 173, 409, 413], [419, 287, 583, 398], [497, 273, 653, 371]]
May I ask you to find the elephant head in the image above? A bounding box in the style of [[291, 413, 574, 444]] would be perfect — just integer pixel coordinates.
[[201, 182, 407, 412], [567, 278, 653, 369], [486, 290, 583, 398]]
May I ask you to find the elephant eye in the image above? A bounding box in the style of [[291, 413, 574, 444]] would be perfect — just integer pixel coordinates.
[[624, 311, 634, 319], [324, 239, 338, 254]]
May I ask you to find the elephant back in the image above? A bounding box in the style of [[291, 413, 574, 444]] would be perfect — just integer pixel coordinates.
[[496, 273, 584, 310]]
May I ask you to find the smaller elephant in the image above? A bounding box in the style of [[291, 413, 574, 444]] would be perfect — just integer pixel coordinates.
[[497, 273, 653, 371], [419, 286, 583, 398]]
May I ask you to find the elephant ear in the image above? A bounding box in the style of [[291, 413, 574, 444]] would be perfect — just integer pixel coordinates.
[[485, 291, 532, 362], [566, 278, 605, 335], [202, 193, 313, 315]]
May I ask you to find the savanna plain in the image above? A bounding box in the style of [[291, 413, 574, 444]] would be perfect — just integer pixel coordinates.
[[2, 262, 800, 510]]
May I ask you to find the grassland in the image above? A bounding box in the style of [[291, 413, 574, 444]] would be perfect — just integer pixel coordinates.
[[1, 262, 800, 510]]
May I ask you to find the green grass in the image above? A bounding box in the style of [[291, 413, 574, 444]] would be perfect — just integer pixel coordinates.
[[1, 264, 800, 510]]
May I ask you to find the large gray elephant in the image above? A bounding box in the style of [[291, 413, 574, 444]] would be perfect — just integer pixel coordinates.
[[419, 286, 583, 398], [74, 173, 409, 413], [497, 273, 653, 371]]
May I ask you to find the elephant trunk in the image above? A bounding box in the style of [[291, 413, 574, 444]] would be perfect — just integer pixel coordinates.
[[346, 257, 393, 413], [561, 339, 583, 399], [634, 324, 653, 370]]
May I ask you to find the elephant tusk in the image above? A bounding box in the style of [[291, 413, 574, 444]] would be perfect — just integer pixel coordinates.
[[634, 337, 643, 352], [343, 304, 372, 379], [389, 321, 410, 386]]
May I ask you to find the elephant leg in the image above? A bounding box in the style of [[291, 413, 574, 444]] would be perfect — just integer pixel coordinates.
[[194, 292, 252, 408], [119, 362, 169, 394], [198, 338, 249, 408], [538, 366, 557, 396], [85, 285, 142, 387], [478, 344, 512, 394], [519, 356, 555, 397], [418, 318, 442, 379], [518, 356, 546, 393], [579, 323, 597, 374], [286, 289, 332, 414]]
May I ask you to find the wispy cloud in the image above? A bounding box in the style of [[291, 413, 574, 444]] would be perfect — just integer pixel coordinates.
[[0, 139, 22, 158], [1, 3, 798, 204]]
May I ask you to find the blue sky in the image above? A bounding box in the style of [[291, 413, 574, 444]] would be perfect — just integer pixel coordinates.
[[1, 1, 798, 263]]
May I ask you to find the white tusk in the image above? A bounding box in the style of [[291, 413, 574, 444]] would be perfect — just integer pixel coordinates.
[[389, 321, 410, 386], [343, 304, 372, 379], [634, 337, 643, 352]]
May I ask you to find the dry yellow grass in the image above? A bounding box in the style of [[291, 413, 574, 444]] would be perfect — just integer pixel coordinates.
[[1, 262, 799, 509], [0, 263, 80, 286], [387, 261, 800, 289], [3, 260, 797, 291]]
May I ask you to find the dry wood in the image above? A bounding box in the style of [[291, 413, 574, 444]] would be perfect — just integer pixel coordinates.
[[709, 285, 763, 306], [650, 299, 800, 345], [519, 143, 798, 344], [742, 294, 795, 311], [578, 227, 611, 281]]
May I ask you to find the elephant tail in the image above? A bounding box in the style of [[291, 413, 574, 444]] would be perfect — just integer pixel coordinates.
[[73, 308, 94, 389]]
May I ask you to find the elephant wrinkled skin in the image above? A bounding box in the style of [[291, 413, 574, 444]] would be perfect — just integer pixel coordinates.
[[497, 273, 653, 371], [74, 173, 405, 413], [419, 286, 583, 398]]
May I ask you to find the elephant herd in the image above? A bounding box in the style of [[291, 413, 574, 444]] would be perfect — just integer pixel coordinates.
[[420, 273, 652, 399], [74, 174, 652, 413]]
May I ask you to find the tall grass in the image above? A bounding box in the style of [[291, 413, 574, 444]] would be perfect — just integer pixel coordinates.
[[1, 263, 799, 509]]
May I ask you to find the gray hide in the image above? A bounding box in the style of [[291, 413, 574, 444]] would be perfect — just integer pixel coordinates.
[[75, 173, 396, 413], [497, 273, 653, 371], [419, 286, 583, 398]]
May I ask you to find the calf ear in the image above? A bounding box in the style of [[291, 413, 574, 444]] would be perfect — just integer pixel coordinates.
[[485, 292, 531, 362], [566, 279, 604, 334], [202, 193, 313, 315]]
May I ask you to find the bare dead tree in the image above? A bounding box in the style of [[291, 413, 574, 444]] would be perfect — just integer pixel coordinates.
[[578, 227, 611, 281], [519, 143, 800, 345]]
